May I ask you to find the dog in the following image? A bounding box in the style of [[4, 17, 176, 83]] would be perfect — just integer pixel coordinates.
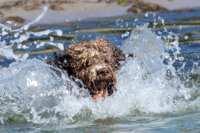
[[49, 38, 126, 101]]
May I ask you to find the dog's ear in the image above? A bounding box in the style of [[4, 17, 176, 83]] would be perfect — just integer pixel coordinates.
[[47, 52, 59, 65], [113, 46, 126, 61], [48, 52, 72, 69]]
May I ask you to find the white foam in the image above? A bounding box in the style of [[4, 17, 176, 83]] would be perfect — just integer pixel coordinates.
[[0, 26, 199, 125], [121, 31, 130, 38], [121, 26, 165, 73], [0, 59, 89, 124]]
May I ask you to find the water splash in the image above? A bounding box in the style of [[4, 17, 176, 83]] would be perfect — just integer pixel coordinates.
[[118, 26, 199, 113], [0, 25, 199, 125], [0, 59, 90, 124], [0, 7, 200, 126], [0, 5, 63, 61]]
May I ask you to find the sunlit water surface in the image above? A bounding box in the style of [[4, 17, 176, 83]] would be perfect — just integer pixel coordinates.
[[1, 7, 200, 132]]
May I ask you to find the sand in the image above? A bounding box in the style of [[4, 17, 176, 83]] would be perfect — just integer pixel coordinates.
[[0, 0, 199, 27], [143, 0, 200, 10], [0, 0, 132, 27]]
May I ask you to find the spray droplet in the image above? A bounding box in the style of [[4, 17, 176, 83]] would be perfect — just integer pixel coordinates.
[[56, 30, 63, 36], [2, 30, 8, 36], [14, 32, 19, 38], [145, 12, 148, 17], [50, 36, 54, 42], [121, 32, 130, 38]]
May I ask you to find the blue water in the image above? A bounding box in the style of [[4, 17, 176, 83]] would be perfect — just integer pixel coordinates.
[[1, 9, 200, 132]]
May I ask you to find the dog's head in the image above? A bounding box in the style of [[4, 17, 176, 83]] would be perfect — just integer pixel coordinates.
[[50, 38, 125, 101]]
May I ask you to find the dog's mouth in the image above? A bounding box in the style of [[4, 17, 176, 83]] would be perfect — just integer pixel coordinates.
[[89, 68, 117, 101]]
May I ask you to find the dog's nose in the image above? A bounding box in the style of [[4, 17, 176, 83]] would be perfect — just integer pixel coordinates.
[[97, 68, 109, 75], [97, 68, 112, 81]]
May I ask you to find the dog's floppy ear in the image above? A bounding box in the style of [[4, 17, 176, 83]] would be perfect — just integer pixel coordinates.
[[113, 46, 126, 61], [48, 52, 71, 68]]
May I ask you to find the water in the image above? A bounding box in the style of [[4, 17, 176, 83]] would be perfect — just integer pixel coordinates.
[[1, 6, 200, 132]]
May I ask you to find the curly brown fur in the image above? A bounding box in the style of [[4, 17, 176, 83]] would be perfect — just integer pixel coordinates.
[[49, 38, 126, 101]]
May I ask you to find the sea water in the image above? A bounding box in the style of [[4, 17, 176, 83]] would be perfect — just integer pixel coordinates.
[[0, 6, 200, 132]]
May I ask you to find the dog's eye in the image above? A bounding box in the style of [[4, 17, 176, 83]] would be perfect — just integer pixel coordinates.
[[105, 59, 109, 63], [100, 71, 104, 75], [100, 71, 108, 75]]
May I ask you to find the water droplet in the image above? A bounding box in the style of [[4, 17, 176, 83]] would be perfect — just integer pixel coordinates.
[[145, 12, 148, 17]]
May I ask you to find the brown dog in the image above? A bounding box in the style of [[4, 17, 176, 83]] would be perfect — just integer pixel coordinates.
[[49, 38, 126, 101]]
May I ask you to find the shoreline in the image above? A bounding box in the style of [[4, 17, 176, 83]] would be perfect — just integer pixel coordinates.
[[0, 0, 200, 27], [0, 1, 133, 27]]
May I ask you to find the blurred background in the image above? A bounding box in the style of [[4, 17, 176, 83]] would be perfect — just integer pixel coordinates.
[[0, 0, 200, 26]]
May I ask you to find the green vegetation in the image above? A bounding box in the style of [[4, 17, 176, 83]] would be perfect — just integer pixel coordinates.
[[117, 0, 128, 5]]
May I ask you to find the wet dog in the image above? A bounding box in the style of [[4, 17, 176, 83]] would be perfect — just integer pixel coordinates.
[[49, 38, 126, 101]]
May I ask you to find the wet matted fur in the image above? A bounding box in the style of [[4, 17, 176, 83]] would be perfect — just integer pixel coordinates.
[[49, 38, 126, 101]]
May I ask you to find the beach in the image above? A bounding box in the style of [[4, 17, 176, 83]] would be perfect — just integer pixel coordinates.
[[0, 0, 200, 27]]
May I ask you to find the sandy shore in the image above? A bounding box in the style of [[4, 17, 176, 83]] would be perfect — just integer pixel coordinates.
[[143, 0, 200, 10], [0, 0, 133, 27], [0, 0, 200, 27]]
